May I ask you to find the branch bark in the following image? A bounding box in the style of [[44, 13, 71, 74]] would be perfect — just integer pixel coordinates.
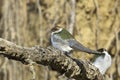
[[0, 38, 103, 80]]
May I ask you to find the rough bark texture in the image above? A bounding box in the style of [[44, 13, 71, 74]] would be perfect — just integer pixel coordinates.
[[0, 38, 103, 80]]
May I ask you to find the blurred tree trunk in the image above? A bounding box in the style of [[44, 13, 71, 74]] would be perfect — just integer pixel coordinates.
[[0, 0, 48, 80], [0, 0, 120, 80]]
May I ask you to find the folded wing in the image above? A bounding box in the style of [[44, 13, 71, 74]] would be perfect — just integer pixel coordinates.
[[68, 39, 103, 55]]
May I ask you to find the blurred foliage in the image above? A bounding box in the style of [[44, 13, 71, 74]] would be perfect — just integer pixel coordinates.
[[0, 0, 120, 80]]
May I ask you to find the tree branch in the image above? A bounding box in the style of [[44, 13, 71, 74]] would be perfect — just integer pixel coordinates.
[[0, 38, 103, 80]]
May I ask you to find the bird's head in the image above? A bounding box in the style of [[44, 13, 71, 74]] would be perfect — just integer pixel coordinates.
[[51, 26, 63, 34], [51, 26, 74, 40], [97, 48, 107, 56]]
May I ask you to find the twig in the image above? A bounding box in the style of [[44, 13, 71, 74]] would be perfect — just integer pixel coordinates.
[[93, 0, 100, 49], [26, 59, 36, 80], [62, 0, 69, 29], [36, 0, 43, 46], [0, 38, 103, 80], [107, 30, 120, 53], [67, 0, 76, 34], [52, 0, 59, 27], [107, 0, 119, 53], [115, 31, 119, 54]]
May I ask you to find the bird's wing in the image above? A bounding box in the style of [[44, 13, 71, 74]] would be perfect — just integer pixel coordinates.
[[68, 39, 103, 55]]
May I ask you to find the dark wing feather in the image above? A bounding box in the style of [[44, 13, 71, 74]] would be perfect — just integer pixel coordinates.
[[68, 39, 103, 55]]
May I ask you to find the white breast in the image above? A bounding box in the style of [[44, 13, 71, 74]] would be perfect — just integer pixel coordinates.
[[93, 51, 112, 74], [51, 34, 72, 52]]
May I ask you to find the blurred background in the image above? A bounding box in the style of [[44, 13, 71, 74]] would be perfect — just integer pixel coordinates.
[[0, 0, 120, 80]]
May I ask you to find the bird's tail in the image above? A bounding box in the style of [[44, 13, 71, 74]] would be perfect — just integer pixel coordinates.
[[69, 39, 103, 55]]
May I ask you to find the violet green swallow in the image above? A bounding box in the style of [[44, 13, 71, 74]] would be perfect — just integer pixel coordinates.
[[93, 48, 112, 74], [50, 26, 103, 55]]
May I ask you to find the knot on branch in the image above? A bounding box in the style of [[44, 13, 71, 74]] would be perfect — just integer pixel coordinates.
[[0, 46, 6, 51]]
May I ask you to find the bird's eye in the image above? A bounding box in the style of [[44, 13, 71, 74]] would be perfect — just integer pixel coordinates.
[[97, 48, 105, 52], [51, 27, 58, 32], [51, 26, 61, 32], [97, 48, 107, 53]]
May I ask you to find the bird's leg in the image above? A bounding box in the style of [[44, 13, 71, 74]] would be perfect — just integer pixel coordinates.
[[64, 51, 77, 63], [64, 51, 73, 57]]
